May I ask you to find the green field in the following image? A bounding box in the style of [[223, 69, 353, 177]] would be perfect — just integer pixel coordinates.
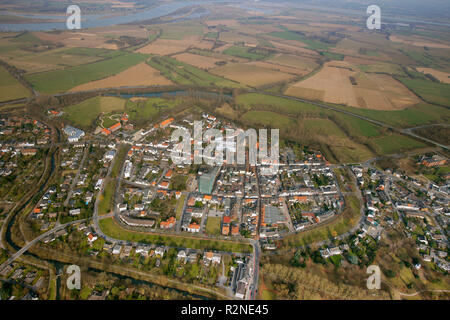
[[303, 118, 347, 138], [26, 52, 148, 94], [236, 93, 381, 139], [126, 97, 180, 122], [372, 134, 426, 154], [205, 217, 221, 236], [234, 93, 430, 161], [99, 217, 252, 253], [0, 66, 30, 102], [147, 56, 242, 88], [222, 46, 271, 60], [241, 110, 297, 129], [397, 77, 450, 106], [62, 96, 126, 129], [268, 27, 331, 51], [236, 92, 321, 113], [331, 102, 450, 128]]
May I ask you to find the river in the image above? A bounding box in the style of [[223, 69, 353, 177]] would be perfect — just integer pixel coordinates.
[[0, 1, 211, 32]]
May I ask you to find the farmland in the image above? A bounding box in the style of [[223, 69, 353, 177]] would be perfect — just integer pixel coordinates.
[[397, 77, 450, 106], [147, 56, 242, 88], [26, 52, 148, 94], [285, 62, 420, 110], [233, 93, 430, 162], [0, 66, 30, 102], [211, 63, 295, 88], [69, 62, 173, 92]]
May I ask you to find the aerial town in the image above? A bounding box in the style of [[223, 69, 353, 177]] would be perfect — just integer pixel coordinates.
[[0, 106, 448, 300], [0, 0, 449, 304]]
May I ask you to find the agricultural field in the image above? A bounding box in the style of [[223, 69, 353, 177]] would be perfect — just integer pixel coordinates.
[[137, 38, 199, 55], [0, 66, 30, 102], [69, 62, 173, 92], [62, 96, 126, 129], [0, 44, 109, 74], [331, 102, 450, 128], [211, 63, 295, 88], [222, 46, 273, 60], [147, 56, 242, 88], [172, 52, 223, 70], [389, 35, 450, 50], [26, 52, 149, 94], [397, 77, 450, 106], [233, 93, 430, 162], [372, 134, 427, 154], [416, 67, 450, 84], [285, 61, 420, 110]]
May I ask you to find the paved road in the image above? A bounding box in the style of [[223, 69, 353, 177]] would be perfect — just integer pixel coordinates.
[[64, 143, 90, 206], [0, 218, 86, 272]]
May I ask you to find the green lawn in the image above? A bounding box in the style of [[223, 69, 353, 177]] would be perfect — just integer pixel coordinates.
[[99, 217, 252, 253], [26, 52, 148, 94], [62, 96, 126, 129], [205, 217, 221, 236], [0, 66, 30, 102]]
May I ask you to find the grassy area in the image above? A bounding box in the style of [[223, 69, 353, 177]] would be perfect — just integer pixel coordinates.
[[98, 146, 128, 216], [235, 93, 428, 161], [320, 51, 344, 61], [62, 96, 126, 129], [147, 56, 242, 88], [268, 27, 332, 50], [335, 113, 382, 138], [0, 66, 30, 102], [282, 195, 361, 248], [126, 97, 180, 122], [397, 77, 450, 106], [303, 118, 347, 138], [330, 102, 450, 128], [241, 110, 297, 129], [372, 134, 426, 154], [222, 46, 272, 60], [26, 52, 148, 94], [236, 92, 321, 113], [205, 216, 221, 236], [99, 217, 252, 253], [175, 194, 186, 221]]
